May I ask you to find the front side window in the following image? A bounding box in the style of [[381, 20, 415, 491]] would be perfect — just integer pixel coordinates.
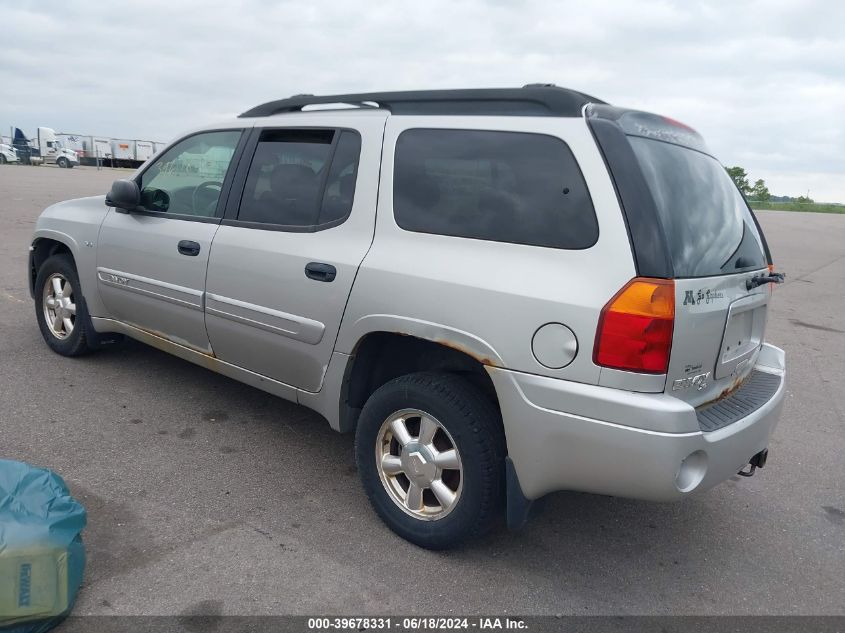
[[138, 130, 242, 217], [393, 129, 598, 249], [237, 129, 361, 229]]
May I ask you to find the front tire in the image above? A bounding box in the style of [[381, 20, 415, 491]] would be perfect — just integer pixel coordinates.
[[35, 254, 95, 356], [355, 372, 505, 549], [56, 157, 68, 168]]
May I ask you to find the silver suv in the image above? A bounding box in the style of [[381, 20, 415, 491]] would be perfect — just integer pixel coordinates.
[[29, 86, 786, 548]]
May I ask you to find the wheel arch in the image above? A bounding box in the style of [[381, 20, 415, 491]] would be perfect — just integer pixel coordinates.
[[29, 235, 79, 299], [336, 329, 503, 435]]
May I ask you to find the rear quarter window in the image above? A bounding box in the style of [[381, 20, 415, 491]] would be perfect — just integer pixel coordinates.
[[393, 129, 598, 249]]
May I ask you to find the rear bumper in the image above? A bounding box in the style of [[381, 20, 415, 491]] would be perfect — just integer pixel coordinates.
[[489, 343, 785, 502]]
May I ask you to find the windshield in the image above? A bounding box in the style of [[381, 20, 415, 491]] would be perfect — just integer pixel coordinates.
[[629, 137, 767, 278]]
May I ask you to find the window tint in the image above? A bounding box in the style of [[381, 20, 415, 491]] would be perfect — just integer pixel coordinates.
[[393, 129, 597, 249], [237, 129, 361, 228], [319, 131, 361, 225], [629, 137, 766, 277], [138, 130, 241, 217]]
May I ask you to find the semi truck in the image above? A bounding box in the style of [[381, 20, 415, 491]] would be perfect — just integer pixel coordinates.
[[12, 127, 164, 168], [56, 135, 154, 168], [35, 127, 79, 168], [12, 128, 79, 167], [55, 134, 86, 157], [56, 134, 112, 166], [12, 128, 43, 165]]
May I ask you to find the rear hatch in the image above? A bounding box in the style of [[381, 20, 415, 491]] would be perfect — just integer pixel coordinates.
[[589, 107, 774, 408]]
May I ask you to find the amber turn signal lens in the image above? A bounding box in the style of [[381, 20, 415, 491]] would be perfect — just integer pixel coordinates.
[[593, 278, 675, 374]]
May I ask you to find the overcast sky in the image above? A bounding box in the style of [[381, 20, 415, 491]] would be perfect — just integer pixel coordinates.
[[3, 0, 843, 201]]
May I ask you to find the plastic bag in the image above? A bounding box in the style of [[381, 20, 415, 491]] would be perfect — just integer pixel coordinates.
[[0, 460, 86, 632]]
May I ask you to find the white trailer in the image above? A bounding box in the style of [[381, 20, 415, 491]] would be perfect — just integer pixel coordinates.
[[79, 137, 113, 166], [91, 137, 112, 161], [15, 132, 167, 168], [135, 140, 155, 163], [110, 139, 135, 167]]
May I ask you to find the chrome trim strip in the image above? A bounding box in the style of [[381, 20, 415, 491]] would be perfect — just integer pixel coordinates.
[[97, 267, 203, 311], [205, 293, 325, 345]]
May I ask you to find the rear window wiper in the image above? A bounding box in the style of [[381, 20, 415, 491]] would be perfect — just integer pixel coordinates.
[[747, 271, 785, 290]]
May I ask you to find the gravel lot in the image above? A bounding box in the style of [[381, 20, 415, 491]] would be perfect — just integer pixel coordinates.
[[1, 165, 843, 616]]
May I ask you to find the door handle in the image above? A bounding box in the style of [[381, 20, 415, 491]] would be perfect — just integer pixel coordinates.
[[177, 240, 201, 257], [305, 262, 337, 282]]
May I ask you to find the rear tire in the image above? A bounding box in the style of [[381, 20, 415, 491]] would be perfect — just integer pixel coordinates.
[[0, 154, 6, 165], [35, 254, 95, 356], [355, 372, 505, 549]]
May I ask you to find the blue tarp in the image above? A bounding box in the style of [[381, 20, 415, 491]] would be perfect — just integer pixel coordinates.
[[0, 460, 86, 632]]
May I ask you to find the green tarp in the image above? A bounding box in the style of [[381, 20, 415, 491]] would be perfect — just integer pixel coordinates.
[[0, 460, 86, 632]]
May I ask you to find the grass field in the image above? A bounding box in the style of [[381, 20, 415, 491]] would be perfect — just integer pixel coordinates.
[[751, 201, 845, 213]]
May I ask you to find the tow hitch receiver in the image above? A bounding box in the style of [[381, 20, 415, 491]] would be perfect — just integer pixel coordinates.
[[738, 448, 769, 477]]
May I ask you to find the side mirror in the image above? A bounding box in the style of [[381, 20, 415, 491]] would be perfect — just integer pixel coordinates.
[[105, 179, 140, 212]]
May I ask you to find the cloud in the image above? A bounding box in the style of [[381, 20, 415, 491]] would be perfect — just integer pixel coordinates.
[[2, 0, 842, 200]]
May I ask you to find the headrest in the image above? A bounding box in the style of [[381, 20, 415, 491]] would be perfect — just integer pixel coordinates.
[[396, 171, 440, 209], [339, 173, 356, 198], [270, 163, 316, 191]]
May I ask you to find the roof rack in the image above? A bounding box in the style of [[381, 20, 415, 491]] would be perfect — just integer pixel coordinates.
[[238, 85, 605, 118]]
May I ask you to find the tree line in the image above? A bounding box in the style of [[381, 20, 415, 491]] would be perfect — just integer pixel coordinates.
[[725, 166, 814, 204]]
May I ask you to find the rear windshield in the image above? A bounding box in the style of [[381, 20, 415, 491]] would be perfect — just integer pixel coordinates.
[[629, 137, 766, 278]]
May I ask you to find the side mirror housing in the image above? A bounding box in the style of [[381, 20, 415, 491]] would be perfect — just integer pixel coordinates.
[[105, 179, 140, 212]]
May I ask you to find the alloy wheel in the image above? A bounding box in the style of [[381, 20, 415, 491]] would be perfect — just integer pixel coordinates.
[[42, 273, 76, 339], [375, 408, 463, 521]]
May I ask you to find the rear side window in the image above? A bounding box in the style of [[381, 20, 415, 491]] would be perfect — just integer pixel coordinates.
[[319, 131, 361, 224], [237, 129, 361, 229], [393, 129, 598, 249], [629, 137, 766, 277]]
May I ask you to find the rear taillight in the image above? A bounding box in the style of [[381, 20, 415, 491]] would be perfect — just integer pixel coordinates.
[[593, 278, 675, 374]]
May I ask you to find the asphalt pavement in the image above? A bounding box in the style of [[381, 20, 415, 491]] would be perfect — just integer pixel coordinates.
[[0, 165, 842, 616]]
